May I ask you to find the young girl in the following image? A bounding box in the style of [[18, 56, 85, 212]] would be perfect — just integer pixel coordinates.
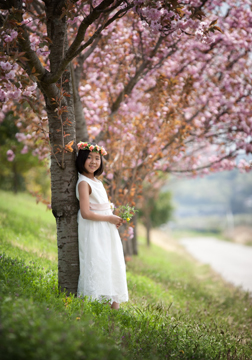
[[76, 141, 128, 309]]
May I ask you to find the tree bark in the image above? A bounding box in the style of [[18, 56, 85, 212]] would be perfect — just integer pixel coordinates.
[[71, 61, 88, 142], [132, 214, 138, 255], [145, 216, 151, 247], [48, 100, 79, 295], [74, 94, 88, 143], [120, 224, 133, 258], [126, 237, 133, 257], [44, 3, 79, 295], [12, 161, 18, 194]]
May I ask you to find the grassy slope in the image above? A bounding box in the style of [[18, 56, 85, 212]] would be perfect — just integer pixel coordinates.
[[0, 190, 252, 360]]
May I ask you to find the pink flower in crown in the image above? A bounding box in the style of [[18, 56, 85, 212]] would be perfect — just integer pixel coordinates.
[[89, 145, 94, 151], [78, 142, 88, 150], [100, 147, 107, 156]]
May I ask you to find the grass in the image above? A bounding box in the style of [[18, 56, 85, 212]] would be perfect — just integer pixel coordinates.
[[0, 190, 252, 359]]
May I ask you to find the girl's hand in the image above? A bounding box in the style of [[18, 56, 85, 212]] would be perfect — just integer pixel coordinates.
[[108, 215, 123, 228]]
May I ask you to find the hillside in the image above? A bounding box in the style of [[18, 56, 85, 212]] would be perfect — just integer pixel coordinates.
[[0, 190, 251, 359]]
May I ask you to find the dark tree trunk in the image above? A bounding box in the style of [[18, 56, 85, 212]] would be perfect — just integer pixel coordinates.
[[145, 216, 151, 247], [132, 214, 138, 255], [121, 224, 133, 258], [12, 161, 18, 194], [74, 95, 88, 143], [71, 62, 88, 143], [126, 236, 133, 256], [44, 3, 79, 295], [48, 100, 79, 294]]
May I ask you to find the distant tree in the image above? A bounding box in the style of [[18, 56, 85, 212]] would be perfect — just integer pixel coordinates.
[[0, 111, 49, 196], [0, 111, 37, 192], [139, 184, 173, 246]]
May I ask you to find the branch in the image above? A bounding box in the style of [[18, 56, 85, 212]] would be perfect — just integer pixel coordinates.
[[13, 27, 60, 105], [44, 0, 132, 84], [24, 25, 44, 38], [17, 26, 46, 79], [31, 0, 45, 14], [53, 0, 87, 14], [74, 34, 101, 87], [169, 150, 237, 174], [111, 35, 164, 114], [5, 6, 46, 80], [65, 3, 133, 65], [95, 0, 125, 13], [82, 32, 102, 60], [96, 35, 164, 142], [0, 0, 21, 10]]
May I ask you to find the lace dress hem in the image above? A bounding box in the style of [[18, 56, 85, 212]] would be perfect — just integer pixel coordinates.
[[77, 292, 128, 304]]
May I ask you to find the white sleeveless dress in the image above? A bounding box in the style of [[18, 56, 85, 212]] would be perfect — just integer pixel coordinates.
[[76, 173, 128, 304]]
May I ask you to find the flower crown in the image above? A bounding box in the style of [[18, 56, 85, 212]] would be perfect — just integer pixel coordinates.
[[77, 142, 107, 156]]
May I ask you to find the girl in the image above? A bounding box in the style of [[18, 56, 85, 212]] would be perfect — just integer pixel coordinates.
[[76, 141, 128, 310]]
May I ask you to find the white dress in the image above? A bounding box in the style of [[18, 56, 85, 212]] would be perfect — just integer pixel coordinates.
[[76, 173, 128, 304]]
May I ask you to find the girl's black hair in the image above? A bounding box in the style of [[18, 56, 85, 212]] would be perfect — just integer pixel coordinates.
[[76, 142, 104, 176]]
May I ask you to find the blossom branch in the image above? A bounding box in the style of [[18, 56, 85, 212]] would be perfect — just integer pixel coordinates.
[[111, 35, 164, 114], [43, 0, 132, 84]]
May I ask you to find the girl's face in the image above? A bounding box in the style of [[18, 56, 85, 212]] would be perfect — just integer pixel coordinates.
[[84, 152, 101, 175]]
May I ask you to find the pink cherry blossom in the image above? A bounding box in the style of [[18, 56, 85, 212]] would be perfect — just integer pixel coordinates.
[[21, 145, 29, 154], [0, 0, 251, 187], [6, 149, 15, 162], [128, 227, 134, 240]]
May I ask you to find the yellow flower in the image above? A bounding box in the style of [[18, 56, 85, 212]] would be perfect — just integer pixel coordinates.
[[76, 317, 80, 321], [126, 217, 130, 222]]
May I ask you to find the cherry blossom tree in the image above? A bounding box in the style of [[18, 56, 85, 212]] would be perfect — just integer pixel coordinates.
[[1, 0, 252, 293]]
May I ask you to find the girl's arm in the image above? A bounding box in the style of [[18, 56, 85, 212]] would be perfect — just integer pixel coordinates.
[[78, 181, 123, 227]]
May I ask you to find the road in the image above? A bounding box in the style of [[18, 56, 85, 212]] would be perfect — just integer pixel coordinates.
[[179, 237, 252, 293]]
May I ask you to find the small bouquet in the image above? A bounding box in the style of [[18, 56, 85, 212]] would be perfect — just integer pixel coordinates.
[[117, 204, 138, 222]]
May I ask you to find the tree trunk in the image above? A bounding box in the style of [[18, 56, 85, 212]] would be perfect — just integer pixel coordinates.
[[44, 3, 79, 295], [120, 224, 133, 258], [145, 216, 151, 247], [132, 214, 138, 255], [48, 100, 79, 295], [71, 62, 88, 143], [12, 161, 18, 194], [74, 95, 88, 143]]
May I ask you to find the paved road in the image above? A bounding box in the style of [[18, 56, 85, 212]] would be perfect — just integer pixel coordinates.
[[180, 237, 252, 293]]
